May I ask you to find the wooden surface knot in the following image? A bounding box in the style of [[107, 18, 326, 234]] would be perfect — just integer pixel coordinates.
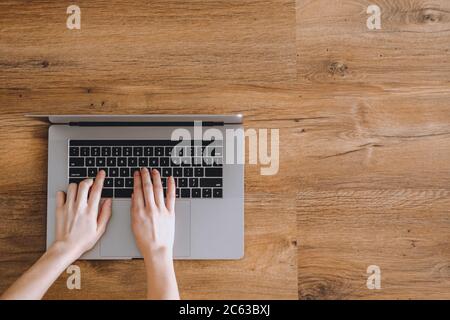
[[327, 62, 348, 77]]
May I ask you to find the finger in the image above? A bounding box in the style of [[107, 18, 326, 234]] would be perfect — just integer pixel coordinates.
[[56, 191, 66, 208], [55, 191, 66, 238], [165, 176, 176, 213], [152, 169, 165, 207], [66, 183, 78, 205], [132, 169, 145, 209], [88, 170, 105, 208], [140, 168, 156, 208], [77, 178, 94, 204], [97, 198, 112, 235]]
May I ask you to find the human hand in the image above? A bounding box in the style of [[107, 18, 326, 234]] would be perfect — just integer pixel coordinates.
[[53, 170, 112, 259], [131, 168, 176, 261], [131, 168, 179, 299], [0, 171, 112, 300]]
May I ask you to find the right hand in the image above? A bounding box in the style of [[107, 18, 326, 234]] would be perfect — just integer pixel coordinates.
[[131, 168, 176, 260]]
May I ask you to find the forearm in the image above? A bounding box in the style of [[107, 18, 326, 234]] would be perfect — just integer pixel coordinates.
[[143, 250, 180, 300], [1, 242, 78, 300]]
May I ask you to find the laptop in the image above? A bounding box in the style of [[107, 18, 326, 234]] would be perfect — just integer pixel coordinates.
[[29, 115, 244, 260]]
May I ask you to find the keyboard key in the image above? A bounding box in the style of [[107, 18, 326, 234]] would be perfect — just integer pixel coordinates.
[[181, 188, 190, 198], [192, 188, 201, 198], [194, 147, 202, 156], [80, 147, 90, 156], [86, 157, 95, 166], [160, 157, 170, 167], [69, 147, 79, 156], [202, 188, 212, 198], [133, 147, 143, 156], [118, 157, 127, 166], [144, 147, 153, 156], [69, 168, 87, 177], [114, 178, 124, 188], [184, 168, 193, 177], [101, 188, 113, 198], [194, 168, 204, 177], [104, 178, 113, 188], [165, 147, 173, 156], [130, 167, 140, 175], [107, 157, 116, 166], [69, 157, 84, 167], [179, 178, 188, 188], [109, 168, 119, 177], [189, 178, 199, 188], [96, 157, 105, 166], [115, 188, 133, 198], [189, 146, 195, 157], [88, 168, 98, 177], [123, 147, 132, 156], [125, 178, 133, 188], [91, 147, 100, 156], [128, 157, 137, 167], [200, 178, 222, 187], [171, 157, 181, 166], [112, 147, 121, 156], [213, 189, 223, 198], [162, 168, 172, 177], [149, 158, 159, 166], [69, 178, 84, 184], [203, 157, 213, 166], [139, 157, 148, 167], [205, 146, 216, 157], [205, 168, 222, 177], [213, 157, 223, 166], [173, 146, 184, 157], [155, 147, 164, 156], [175, 188, 180, 198], [213, 147, 223, 157], [101, 147, 111, 156], [120, 168, 130, 177], [193, 157, 202, 166], [161, 178, 167, 188], [173, 168, 183, 177], [181, 158, 191, 166], [99, 168, 108, 176]]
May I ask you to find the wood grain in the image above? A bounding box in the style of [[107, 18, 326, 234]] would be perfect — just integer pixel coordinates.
[[0, 0, 449, 300], [0, 0, 299, 299], [297, 0, 450, 299]]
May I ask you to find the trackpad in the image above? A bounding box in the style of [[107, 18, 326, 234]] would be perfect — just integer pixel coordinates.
[[173, 200, 191, 257], [100, 200, 191, 258], [101, 200, 140, 257]]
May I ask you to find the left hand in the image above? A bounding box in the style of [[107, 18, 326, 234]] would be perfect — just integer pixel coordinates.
[[53, 170, 112, 258]]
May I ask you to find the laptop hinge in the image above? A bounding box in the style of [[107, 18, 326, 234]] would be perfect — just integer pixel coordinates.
[[68, 121, 224, 127]]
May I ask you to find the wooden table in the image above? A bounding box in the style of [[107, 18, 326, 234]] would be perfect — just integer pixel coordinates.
[[0, 0, 448, 299]]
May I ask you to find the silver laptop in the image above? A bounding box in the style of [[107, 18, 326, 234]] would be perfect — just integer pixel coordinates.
[[31, 115, 244, 260]]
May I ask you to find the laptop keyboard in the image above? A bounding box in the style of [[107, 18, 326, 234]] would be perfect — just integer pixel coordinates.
[[68, 140, 223, 199]]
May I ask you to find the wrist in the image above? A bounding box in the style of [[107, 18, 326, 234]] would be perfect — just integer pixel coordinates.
[[143, 247, 174, 269], [49, 241, 83, 262]]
